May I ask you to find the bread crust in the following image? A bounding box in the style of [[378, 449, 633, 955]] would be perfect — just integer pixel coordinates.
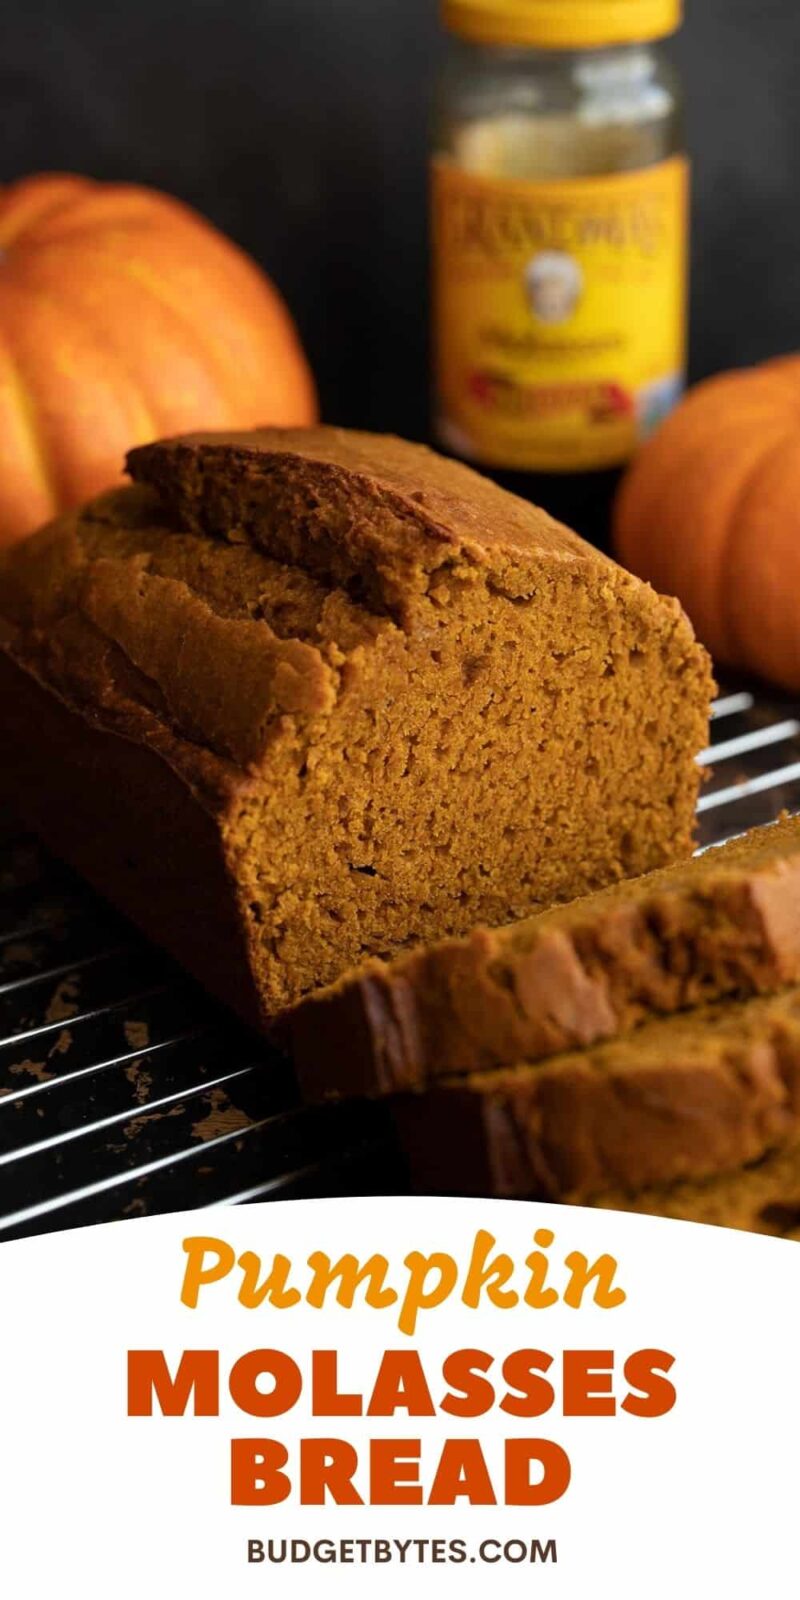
[[0, 650, 264, 1025]]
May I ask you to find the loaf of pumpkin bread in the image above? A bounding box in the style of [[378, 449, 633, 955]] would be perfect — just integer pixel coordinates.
[[0, 427, 712, 1023], [393, 988, 800, 1203], [287, 813, 800, 1099]]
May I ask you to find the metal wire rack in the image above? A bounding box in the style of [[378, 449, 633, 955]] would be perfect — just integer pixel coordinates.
[[1, 679, 799, 1242]]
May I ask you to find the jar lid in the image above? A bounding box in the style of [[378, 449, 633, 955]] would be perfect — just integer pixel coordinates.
[[442, 1, 683, 48]]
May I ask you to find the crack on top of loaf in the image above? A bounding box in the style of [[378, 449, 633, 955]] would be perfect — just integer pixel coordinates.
[[125, 432, 625, 634], [0, 431, 716, 806]]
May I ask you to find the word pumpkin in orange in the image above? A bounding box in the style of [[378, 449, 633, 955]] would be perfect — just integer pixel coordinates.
[[0, 172, 317, 546], [614, 354, 800, 690]]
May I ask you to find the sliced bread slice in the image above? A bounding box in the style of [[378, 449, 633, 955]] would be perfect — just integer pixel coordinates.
[[391, 987, 800, 1203], [599, 1138, 800, 1240], [287, 814, 800, 1100]]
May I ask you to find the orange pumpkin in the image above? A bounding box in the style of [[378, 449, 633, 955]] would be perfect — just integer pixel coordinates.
[[614, 355, 800, 690], [0, 172, 317, 546]]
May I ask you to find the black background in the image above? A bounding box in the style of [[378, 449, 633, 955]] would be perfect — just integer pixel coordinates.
[[2, 0, 798, 441]]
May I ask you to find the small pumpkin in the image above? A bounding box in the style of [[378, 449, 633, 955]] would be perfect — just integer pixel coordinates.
[[614, 354, 800, 689], [0, 172, 317, 547]]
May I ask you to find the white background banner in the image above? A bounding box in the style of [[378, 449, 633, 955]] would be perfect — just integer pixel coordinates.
[[0, 1196, 797, 1598]]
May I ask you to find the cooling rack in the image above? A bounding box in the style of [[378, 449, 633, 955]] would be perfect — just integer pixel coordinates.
[[1, 680, 798, 1241]]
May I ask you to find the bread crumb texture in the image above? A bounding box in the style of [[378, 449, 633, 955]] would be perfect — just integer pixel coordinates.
[[0, 427, 713, 1017]]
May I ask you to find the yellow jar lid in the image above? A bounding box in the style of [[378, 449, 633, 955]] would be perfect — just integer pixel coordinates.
[[442, 1, 683, 48]]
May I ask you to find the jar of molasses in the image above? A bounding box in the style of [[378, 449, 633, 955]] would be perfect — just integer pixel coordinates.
[[432, 0, 688, 544]]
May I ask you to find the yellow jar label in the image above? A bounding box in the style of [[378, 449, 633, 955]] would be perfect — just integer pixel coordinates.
[[432, 155, 689, 472]]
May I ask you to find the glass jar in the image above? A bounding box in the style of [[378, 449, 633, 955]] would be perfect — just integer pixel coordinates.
[[432, 0, 688, 545]]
